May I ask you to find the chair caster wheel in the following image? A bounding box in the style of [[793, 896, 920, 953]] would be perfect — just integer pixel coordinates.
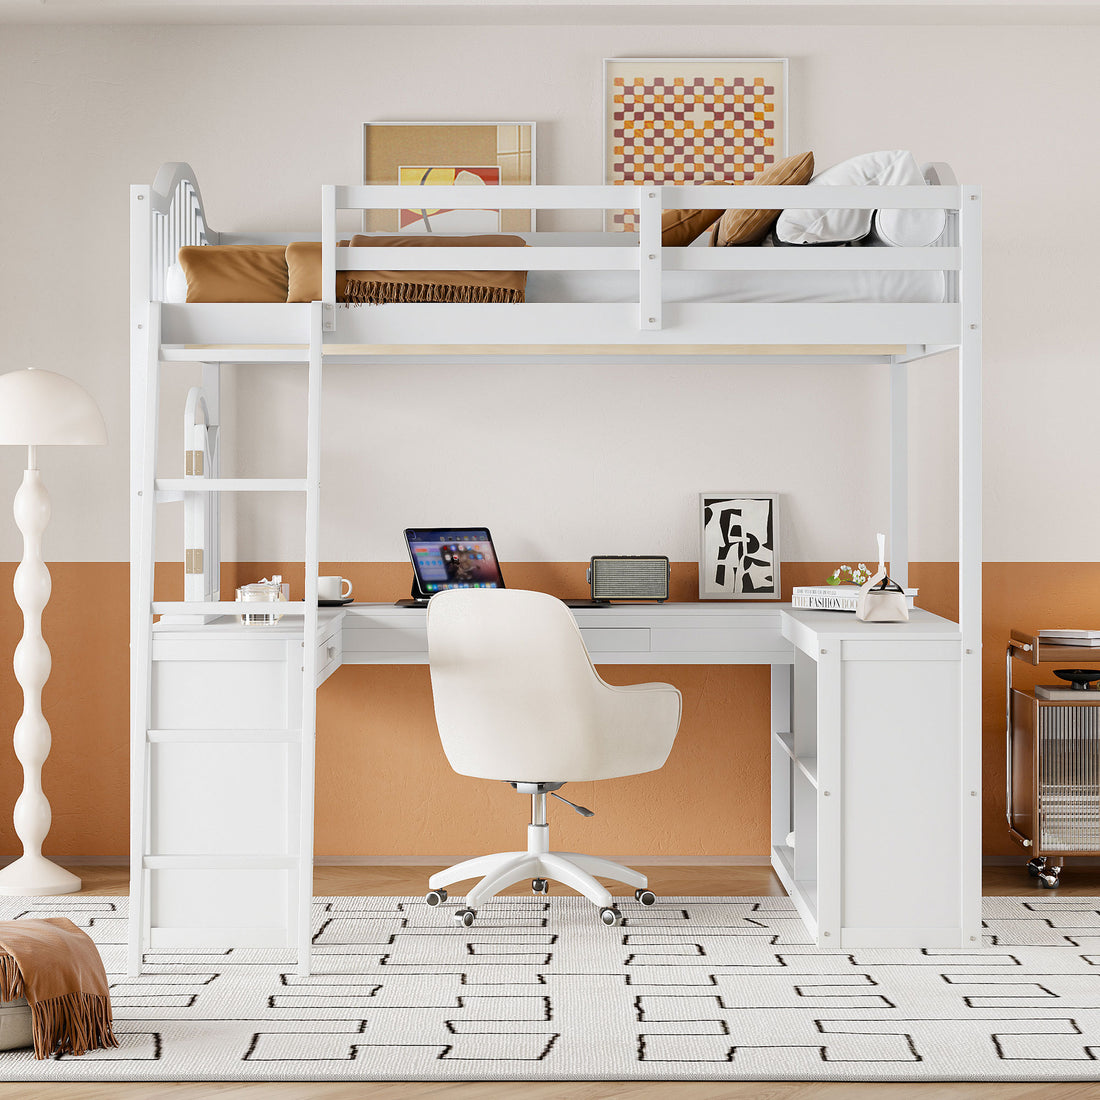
[[532, 878, 549, 894], [454, 908, 476, 926], [425, 889, 448, 906], [634, 888, 656, 906], [1039, 873, 1060, 889], [1027, 857, 1046, 878], [599, 906, 623, 927]]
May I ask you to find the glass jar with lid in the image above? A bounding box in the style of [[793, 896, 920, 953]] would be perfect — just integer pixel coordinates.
[[235, 575, 289, 625]]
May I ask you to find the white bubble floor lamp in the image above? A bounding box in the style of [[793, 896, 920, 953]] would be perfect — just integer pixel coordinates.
[[0, 368, 107, 896]]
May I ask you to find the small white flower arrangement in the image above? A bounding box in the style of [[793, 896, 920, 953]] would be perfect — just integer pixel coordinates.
[[826, 563, 872, 586]]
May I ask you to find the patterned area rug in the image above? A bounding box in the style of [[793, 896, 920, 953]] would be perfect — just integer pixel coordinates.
[[1, 894, 1099, 1081]]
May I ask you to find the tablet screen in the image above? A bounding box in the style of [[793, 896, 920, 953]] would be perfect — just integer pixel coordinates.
[[404, 528, 506, 595]]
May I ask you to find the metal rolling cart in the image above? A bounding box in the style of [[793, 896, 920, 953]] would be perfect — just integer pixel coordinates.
[[1008, 630, 1100, 888]]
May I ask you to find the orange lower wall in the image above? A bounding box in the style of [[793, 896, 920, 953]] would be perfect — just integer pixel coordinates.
[[0, 560, 1087, 860]]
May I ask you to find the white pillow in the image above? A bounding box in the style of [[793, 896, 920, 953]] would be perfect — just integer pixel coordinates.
[[165, 261, 188, 303], [872, 170, 946, 248], [776, 150, 938, 246]]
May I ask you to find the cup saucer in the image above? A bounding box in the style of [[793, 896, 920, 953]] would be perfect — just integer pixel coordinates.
[[318, 596, 354, 607]]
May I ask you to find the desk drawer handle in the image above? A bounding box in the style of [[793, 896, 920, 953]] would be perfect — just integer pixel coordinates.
[[326, 645, 337, 661]]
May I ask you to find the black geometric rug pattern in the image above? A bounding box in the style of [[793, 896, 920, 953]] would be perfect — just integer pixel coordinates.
[[1, 895, 1099, 1080]]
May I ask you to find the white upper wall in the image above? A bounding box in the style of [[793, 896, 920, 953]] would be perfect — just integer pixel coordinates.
[[0, 18, 1095, 563], [4, 1, 1099, 24]]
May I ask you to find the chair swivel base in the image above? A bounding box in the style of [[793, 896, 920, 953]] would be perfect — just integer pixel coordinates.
[[425, 822, 657, 927]]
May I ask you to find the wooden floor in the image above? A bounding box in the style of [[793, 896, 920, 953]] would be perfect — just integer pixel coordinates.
[[6, 861, 1100, 1100], [68, 860, 1100, 898]]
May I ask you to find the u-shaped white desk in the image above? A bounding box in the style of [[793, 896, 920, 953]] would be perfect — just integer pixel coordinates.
[[140, 602, 976, 971]]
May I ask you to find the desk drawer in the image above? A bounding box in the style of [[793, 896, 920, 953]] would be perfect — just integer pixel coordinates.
[[316, 631, 342, 686], [342, 621, 429, 663], [579, 627, 651, 653], [652, 626, 788, 660]]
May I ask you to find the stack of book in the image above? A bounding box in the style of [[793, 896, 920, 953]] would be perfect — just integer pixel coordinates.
[[791, 584, 918, 612], [1035, 630, 1100, 698], [1038, 628, 1100, 646]]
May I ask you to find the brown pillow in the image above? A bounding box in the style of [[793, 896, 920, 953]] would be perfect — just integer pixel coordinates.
[[285, 240, 351, 303], [712, 151, 815, 246], [661, 206, 724, 247], [177, 245, 288, 303]]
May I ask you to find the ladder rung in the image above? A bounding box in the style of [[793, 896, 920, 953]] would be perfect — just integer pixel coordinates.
[[153, 600, 314, 615], [147, 728, 302, 744], [155, 478, 309, 494], [143, 855, 299, 872]]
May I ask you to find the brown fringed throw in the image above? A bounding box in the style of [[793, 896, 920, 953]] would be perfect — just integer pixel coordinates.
[[342, 280, 523, 305], [0, 918, 118, 1059], [339, 233, 528, 305]]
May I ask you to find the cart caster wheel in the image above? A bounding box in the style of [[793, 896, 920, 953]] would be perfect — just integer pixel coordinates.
[[600, 906, 623, 927], [425, 889, 448, 906], [1027, 857, 1046, 878], [634, 888, 656, 906], [1039, 873, 1060, 889], [454, 908, 476, 926], [532, 878, 549, 894]]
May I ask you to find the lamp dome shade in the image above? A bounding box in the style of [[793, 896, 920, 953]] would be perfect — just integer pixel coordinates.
[[0, 369, 107, 446]]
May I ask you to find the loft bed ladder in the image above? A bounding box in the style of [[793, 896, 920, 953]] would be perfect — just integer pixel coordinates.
[[128, 164, 323, 974]]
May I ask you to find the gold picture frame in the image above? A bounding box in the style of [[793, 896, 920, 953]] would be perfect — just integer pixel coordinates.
[[363, 122, 536, 233]]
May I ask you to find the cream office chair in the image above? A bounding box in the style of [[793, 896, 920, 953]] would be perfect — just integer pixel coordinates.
[[424, 588, 682, 927]]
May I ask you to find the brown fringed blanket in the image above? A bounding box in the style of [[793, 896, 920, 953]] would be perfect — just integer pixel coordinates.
[[0, 918, 118, 1059]]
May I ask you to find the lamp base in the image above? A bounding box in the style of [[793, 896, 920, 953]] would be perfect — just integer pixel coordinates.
[[0, 855, 81, 896]]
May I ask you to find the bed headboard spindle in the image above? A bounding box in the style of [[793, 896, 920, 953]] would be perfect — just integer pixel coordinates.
[[146, 162, 218, 302]]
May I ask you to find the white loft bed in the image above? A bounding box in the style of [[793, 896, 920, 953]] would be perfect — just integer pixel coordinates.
[[128, 162, 981, 973]]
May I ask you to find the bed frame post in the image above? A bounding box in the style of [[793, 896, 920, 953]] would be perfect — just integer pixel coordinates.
[[889, 359, 909, 590], [128, 182, 155, 975], [958, 185, 983, 944], [638, 187, 662, 331], [295, 302, 325, 975], [321, 185, 337, 332]]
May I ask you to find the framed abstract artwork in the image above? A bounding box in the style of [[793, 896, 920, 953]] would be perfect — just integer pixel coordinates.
[[698, 491, 781, 600], [604, 58, 788, 231], [363, 122, 536, 233]]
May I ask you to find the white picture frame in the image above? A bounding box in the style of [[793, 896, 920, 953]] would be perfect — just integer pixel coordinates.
[[699, 491, 781, 600]]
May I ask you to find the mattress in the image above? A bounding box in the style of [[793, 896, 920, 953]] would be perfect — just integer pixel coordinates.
[[521, 233, 946, 305]]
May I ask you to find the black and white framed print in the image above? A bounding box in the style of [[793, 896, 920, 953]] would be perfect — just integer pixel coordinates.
[[699, 491, 780, 600]]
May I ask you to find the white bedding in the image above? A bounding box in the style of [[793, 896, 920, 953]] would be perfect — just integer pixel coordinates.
[[521, 233, 946, 305]]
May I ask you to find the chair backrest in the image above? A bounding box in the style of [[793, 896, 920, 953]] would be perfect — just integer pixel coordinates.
[[426, 588, 681, 783]]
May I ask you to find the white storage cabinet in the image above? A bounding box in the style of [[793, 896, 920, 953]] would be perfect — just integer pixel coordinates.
[[774, 608, 975, 949]]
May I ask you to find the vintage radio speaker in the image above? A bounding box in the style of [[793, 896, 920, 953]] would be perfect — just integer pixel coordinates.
[[586, 556, 670, 602]]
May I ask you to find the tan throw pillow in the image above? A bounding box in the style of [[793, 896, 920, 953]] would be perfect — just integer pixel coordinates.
[[286, 240, 355, 302], [661, 206, 724, 247], [177, 244, 288, 302], [712, 152, 815, 246]]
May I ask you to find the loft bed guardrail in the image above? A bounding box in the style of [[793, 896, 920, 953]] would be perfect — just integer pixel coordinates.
[[318, 180, 970, 355]]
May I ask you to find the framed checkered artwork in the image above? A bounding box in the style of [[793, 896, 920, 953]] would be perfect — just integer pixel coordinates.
[[604, 58, 788, 231]]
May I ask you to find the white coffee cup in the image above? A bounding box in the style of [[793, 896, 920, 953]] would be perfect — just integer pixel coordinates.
[[318, 576, 353, 601]]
